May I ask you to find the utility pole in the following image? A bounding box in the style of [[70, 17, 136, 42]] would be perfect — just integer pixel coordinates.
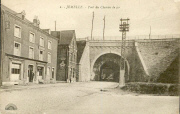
[[103, 15, 105, 40], [119, 18, 130, 86], [91, 12, 94, 40], [149, 26, 151, 39], [55, 21, 56, 31], [0, 11, 3, 86]]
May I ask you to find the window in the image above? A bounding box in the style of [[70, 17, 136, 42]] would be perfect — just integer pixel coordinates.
[[48, 40, 52, 49], [14, 42, 21, 56], [29, 47, 34, 59], [29, 32, 35, 43], [37, 66, 43, 76], [48, 53, 51, 63], [12, 68, 20, 74], [14, 25, 21, 38], [11, 63, 21, 74], [39, 50, 43, 61], [70, 53, 73, 62], [40, 37, 44, 47], [11, 62, 21, 81]]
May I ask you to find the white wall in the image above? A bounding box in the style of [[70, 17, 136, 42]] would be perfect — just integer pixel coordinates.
[[78, 41, 91, 81]]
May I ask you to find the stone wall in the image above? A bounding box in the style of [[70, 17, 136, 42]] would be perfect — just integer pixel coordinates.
[[137, 39, 179, 82], [130, 46, 148, 82], [78, 41, 90, 81], [77, 41, 86, 63]]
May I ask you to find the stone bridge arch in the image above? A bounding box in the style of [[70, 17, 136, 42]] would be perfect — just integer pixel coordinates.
[[90, 51, 130, 82]]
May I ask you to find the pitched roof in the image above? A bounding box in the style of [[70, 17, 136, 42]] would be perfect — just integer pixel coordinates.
[[1, 4, 32, 24], [59, 30, 76, 45], [77, 40, 86, 63], [1, 4, 58, 40]]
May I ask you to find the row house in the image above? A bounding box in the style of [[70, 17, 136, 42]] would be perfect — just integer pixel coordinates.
[[1, 5, 58, 85], [51, 30, 78, 82]]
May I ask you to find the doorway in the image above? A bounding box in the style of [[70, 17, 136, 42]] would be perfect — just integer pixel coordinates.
[[37, 66, 44, 80], [28, 65, 34, 82]]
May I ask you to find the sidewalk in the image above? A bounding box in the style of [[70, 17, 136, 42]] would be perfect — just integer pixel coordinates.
[[0, 83, 68, 92]]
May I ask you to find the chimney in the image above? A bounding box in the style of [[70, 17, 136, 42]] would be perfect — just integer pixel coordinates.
[[21, 10, 26, 20], [16, 10, 26, 20], [33, 16, 40, 27]]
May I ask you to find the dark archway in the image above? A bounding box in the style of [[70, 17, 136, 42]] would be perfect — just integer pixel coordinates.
[[100, 61, 120, 82], [92, 53, 129, 82]]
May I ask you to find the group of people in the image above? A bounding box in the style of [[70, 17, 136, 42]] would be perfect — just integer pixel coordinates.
[[28, 70, 43, 83], [29, 70, 74, 83]]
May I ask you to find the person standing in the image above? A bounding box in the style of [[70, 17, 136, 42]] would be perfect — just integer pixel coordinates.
[[29, 70, 34, 82], [69, 77, 71, 83]]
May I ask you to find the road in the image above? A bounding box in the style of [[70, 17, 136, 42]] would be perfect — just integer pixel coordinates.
[[0, 82, 179, 114]]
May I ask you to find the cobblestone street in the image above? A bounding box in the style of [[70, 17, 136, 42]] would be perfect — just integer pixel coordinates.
[[0, 82, 179, 114]]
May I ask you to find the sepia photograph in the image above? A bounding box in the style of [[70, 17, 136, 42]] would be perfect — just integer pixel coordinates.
[[0, 0, 180, 114]]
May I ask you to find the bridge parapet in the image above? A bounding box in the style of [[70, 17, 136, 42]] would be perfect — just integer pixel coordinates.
[[77, 36, 180, 41], [136, 38, 179, 47], [89, 40, 135, 47]]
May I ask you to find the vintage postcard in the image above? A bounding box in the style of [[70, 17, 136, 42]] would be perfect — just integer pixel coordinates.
[[0, 0, 179, 114]]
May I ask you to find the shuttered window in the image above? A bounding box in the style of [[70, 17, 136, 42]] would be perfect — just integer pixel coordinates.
[[29, 32, 35, 43], [29, 47, 34, 59], [39, 50, 43, 61], [48, 41, 52, 49], [48, 53, 51, 63], [14, 25, 21, 38], [40, 37, 44, 47], [14, 42, 21, 56]]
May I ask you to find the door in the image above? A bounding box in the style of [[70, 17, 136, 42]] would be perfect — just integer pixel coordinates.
[[28, 65, 33, 82], [37, 66, 44, 80], [11, 63, 21, 81]]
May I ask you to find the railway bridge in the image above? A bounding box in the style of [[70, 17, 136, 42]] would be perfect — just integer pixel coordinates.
[[77, 38, 179, 85]]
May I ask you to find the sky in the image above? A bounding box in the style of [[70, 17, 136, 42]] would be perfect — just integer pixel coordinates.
[[2, 0, 180, 39]]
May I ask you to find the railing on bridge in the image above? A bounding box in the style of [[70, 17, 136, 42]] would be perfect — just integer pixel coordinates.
[[76, 34, 180, 41]]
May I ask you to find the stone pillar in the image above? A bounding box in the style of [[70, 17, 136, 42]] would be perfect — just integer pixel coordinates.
[[119, 70, 125, 86]]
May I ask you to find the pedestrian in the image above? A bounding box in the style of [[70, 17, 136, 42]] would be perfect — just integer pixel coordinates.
[[70, 78, 71, 83]]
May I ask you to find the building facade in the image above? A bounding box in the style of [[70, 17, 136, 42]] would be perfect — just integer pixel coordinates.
[[51, 30, 77, 82], [1, 5, 58, 85]]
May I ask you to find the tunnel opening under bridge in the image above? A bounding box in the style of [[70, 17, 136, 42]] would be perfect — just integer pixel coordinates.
[[92, 53, 129, 82]]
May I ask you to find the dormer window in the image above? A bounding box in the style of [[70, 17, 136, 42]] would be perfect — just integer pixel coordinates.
[[16, 10, 26, 20]]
